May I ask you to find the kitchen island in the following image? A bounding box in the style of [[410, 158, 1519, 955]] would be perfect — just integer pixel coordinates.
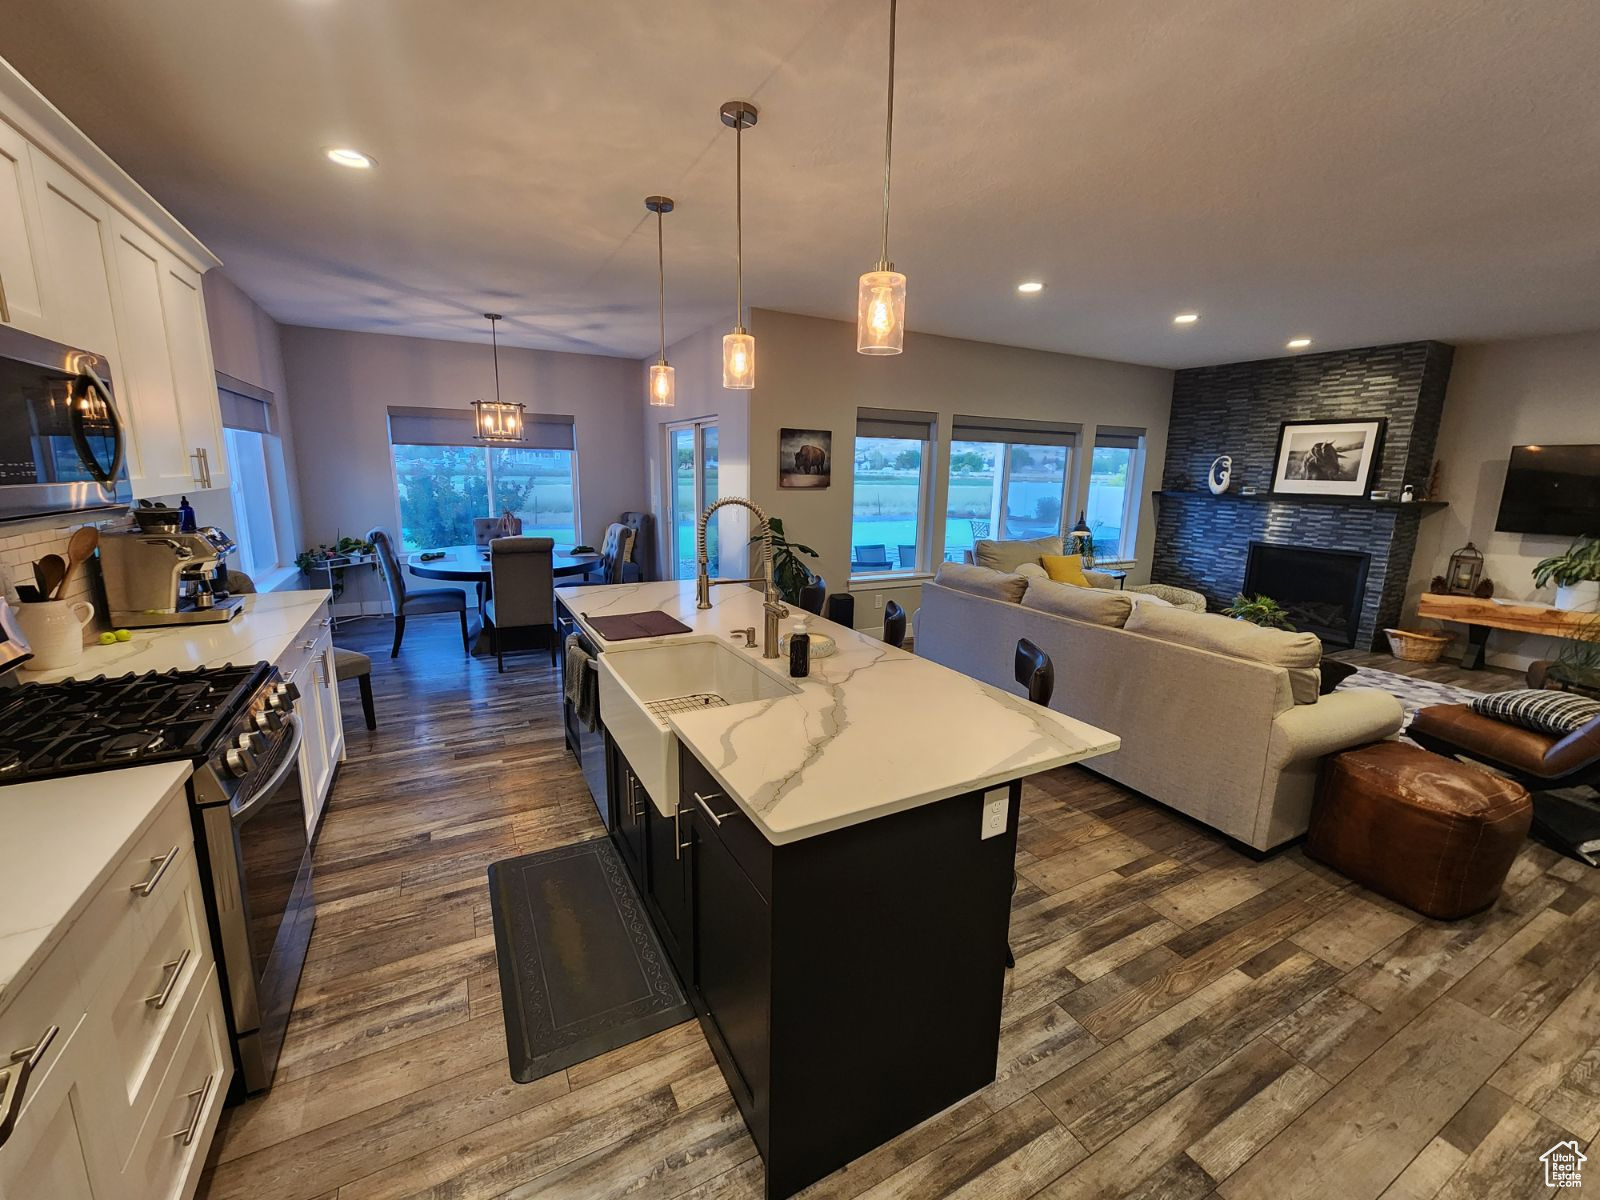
[[559, 580, 1117, 1199]]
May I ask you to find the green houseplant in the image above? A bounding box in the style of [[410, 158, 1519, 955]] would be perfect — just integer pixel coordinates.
[[295, 535, 378, 599], [1533, 536, 1600, 611], [756, 517, 819, 606], [1222, 593, 1296, 630]]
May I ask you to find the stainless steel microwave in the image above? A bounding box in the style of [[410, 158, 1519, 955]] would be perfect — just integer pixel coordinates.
[[0, 324, 131, 522]]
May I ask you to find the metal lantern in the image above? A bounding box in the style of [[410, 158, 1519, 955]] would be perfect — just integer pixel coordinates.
[[1446, 542, 1484, 595], [472, 314, 526, 443]]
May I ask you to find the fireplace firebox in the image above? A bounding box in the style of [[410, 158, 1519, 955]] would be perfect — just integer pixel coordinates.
[[1242, 542, 1371, 647]]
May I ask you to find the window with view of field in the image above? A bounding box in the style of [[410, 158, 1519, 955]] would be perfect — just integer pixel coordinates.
[[390, 443, 579, 552], [851, 410, 936, 575], [944, 420, 1076, 562], [1085, 429, 1146, 561]]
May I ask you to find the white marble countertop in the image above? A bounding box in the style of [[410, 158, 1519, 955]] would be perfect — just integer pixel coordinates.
[[562, 581, 1119, 844], [0, 761, 192, 1008], [21, 590, 331, 683]]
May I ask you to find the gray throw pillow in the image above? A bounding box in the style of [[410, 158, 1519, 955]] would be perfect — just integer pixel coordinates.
[[1021, 577, 1134, 627], [1471, 689, 1600, 736], [1125, 605, 1324, 704], [932, 562, 1028, 604], [973, 535, 1065, 574]]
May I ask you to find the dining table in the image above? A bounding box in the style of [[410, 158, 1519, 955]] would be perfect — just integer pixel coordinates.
[[407, 544, 603, 651]]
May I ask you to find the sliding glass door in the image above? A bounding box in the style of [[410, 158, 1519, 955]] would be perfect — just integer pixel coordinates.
[[668, 419, 718, 579]]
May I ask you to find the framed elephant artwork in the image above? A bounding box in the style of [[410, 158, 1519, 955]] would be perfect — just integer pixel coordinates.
[[1270, 418, 1386, 498], [779, 428, 832, 489]]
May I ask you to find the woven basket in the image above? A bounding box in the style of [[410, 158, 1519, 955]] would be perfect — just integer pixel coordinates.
[[1384, 627, 1454, 663]]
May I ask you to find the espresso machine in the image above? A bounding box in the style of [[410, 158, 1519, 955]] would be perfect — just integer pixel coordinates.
[[99, 526, 246, 627]]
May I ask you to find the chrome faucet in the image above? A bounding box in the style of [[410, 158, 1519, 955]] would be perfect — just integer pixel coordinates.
[[696, 497, 790, 659]]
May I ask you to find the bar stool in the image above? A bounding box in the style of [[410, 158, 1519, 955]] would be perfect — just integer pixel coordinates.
[[1006, 637, 1055, 968], [883, 600, 907, 648], [798, 575, 827, 616]]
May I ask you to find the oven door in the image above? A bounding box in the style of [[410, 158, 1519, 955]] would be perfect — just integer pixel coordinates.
[[0, 324, 130, 522], [202, 715, 315, 1094]]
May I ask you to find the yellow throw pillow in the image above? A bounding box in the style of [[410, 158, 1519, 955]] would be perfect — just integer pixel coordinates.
[[1039, 554, 1088, 587]]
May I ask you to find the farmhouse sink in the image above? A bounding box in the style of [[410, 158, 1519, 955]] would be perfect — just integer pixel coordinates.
[[597, 638, 800, 817]]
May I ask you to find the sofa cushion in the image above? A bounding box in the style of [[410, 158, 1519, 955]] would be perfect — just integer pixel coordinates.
[[1040, 554, 1089, 586], [932, 562, 1028, 603], [1125, 605, 1323, 704], [1471, 688, 1600, 736], [1125, 589, 1173, 608], [1015, 562, 1048, 579], [1021, 577, 1135, 627], [974, 535, 1064, 574]]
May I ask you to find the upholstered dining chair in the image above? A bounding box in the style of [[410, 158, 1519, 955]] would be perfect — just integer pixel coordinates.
[[883, 599, 907, 648], [368, 527, 469, 658], [798, 575, 827, 617], [558, 522, 640, 588], [486, 536, 557, 672]]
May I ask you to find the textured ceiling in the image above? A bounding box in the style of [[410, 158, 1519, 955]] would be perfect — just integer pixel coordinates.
[[4, 0, 1598, 367]]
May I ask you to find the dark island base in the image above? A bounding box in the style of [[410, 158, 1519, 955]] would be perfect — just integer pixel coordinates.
[[605, 732, 1021, 1200]]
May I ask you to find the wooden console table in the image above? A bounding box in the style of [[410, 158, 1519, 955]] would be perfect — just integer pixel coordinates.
[[1415, 593, 1595, 669]]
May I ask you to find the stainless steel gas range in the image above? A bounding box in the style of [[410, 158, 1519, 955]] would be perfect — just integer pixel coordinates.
[[0, 661, 316, 1096]]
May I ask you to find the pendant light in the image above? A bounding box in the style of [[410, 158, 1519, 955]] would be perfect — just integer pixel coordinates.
[[645, 196, 676, 407], [472, 313, 525, 442], [857, 0, 905, 355], [720, 100, 758, 390]]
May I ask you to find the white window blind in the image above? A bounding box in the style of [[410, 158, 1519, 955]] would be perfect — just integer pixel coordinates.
[[1094, 426, 1145, 449], [857, 407, 937, 441], [951, 415, 1079, 448], [217, 372, 272, 434], [386, 406, 576, 450]]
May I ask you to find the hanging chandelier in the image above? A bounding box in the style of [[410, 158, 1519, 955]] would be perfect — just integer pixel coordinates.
[[472, 313, 525, 442], [720, 99, 758, 390], [857, 0, 905, 355], [646, 196, 676, 407]]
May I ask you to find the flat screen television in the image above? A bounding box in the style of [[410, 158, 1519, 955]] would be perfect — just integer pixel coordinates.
[[1495, 444, 1600, 536]]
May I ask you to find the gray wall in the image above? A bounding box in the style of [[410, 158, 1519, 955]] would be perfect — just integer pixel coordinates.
[[1152, 341, 1454, 649]]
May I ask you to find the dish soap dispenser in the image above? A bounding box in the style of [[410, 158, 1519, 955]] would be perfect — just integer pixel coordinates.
[[788, 619, 811, 678]]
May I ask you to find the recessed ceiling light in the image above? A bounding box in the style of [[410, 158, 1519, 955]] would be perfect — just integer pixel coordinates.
[[325, 147, 375, 169], [1016, 281, 1044, 294], [1173, 313, 1199, 325], [1286, 337, 1312, 349]]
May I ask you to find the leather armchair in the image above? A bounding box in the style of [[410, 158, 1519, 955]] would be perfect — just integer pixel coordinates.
[[1408, 704, 1600, 791]]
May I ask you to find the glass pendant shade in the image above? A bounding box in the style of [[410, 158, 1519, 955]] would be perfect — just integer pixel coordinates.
[[473, 398, 525, 442], [856, 269, 906, 354], [723, 331, 755, 390], [648, 362, 676, 407]]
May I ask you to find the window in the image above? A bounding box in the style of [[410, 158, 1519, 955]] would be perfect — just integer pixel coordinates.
[[219, 380, 282, 578], [387, 407, 579, 552], [851, 409, 936, 576], [667, 419, 719, 579], [944, 417, 1078, 562], [1086, 427, 1146, 561]]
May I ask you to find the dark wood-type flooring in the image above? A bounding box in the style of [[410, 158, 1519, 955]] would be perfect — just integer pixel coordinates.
[[197, 623, 1599, 1200]]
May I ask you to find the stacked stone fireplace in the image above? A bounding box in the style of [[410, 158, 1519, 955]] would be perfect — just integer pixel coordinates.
[[1150, 341, 1455, 651]]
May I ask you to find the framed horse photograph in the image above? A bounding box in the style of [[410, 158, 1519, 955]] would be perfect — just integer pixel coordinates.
[[778, 427, 832, 489], [1270, 418, 1385, 498]]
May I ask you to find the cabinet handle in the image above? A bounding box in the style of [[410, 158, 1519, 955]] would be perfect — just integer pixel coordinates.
[[168, 1073, 215, 1146], [674, 803, 692, 860], [130, 845, 181, 897], [144, 948, 192, 1009], [0, 1025, 59, 1148], [693, 791, 734, 826]]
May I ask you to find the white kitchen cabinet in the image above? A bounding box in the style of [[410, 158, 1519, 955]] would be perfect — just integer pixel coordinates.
[[0, 119, 49, 337], [28, 150, 123, 368], [158, 255, 228, 494], [0, 1017, 106, 1200], [109, 213, 191, 491], [277, 604, 344, 832]]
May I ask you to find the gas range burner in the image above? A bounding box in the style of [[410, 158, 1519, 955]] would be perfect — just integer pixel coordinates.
[[0, 662, 272, 785]]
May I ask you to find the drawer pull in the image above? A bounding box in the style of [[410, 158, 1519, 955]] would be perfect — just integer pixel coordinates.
[[168, 1073, 215, 1146], [144, 948, 192, 1009], [693, 791, 735, 826], [674, 803, 692, 860], [130, 845, 181, 897], [0, 1025, 60, 1148]]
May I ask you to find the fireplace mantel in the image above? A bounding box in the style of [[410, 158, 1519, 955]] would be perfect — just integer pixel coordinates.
[[1153, 490, 1449, 512]]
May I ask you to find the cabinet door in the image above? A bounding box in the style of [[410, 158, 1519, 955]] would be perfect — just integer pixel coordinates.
[[158, 256, 229, 492], [316, 630, 345, 771], [107, 214, 190, 492], [693, 829, 770, 1113], [0, 121, 49, 336], [30, 151, 121, 362], [287, 659, 329, 832], [646, 799, 694, 980], [611, 748, 648, 888], [0, 1018, 114, 1200]]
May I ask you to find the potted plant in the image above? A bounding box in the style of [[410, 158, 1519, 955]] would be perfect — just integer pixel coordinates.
[[1533, 536, 1600, 611], [295, 535, 377, 599], [1222, 593, 1296, 630], [756, 517, 819, 606]]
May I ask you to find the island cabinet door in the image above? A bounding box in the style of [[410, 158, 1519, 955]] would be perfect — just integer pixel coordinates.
[[607, 738, 648, 889], [693, 818, 772, 1156], [644, 797, 694, 982]]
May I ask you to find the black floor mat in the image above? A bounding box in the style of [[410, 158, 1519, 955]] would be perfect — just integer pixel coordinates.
[[487, 837, 693, 1083]]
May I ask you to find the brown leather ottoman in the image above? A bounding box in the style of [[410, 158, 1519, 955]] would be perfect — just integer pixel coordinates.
[[1308, 741, 1531, 919]]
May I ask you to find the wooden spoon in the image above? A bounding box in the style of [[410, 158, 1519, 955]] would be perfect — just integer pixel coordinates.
[[35, 553, 66, 601], [57, 526, 100, 598]]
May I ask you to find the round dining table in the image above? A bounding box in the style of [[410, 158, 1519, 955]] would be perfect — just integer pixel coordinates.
[[407, 544, 603, 656]]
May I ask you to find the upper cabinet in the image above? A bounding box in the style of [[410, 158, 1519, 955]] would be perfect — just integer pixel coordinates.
[[1, 60, 228, 500]]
